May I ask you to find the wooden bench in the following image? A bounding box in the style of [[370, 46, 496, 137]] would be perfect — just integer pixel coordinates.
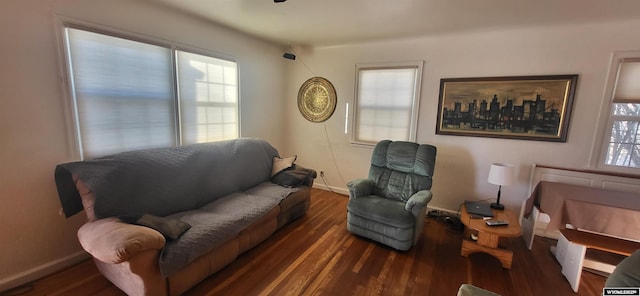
[[552, 229, 640, 292]]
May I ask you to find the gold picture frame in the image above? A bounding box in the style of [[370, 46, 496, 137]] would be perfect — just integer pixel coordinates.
[[436, 75, 578, 142]]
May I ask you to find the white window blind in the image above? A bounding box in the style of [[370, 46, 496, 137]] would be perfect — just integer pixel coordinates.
[[66, 28, 176, 158], [612, 59, 640, 103], [601, 57, 640, 168], [353, 63, 422, 144], [63, 26, 239, 159]]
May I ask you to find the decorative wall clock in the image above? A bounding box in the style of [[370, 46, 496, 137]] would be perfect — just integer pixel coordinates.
[[297, 77, 337, 123]]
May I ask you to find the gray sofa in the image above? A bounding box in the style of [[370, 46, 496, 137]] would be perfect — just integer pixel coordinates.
[[55, 138, 315, 296]]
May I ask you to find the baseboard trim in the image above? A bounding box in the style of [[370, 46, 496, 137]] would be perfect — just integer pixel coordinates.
[[0, 250, 90, 293], [427, 205, 459, 216], [312, 183, 349, 196]]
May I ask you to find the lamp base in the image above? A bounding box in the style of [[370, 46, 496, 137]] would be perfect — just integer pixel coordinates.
[[490, 203, 504, 210]]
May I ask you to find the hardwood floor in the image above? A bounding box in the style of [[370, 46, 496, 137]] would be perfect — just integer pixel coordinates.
[[5, 189, 607, 296]]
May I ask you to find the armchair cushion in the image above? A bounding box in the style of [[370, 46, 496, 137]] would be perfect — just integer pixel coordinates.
[[347, 196, 414, 228]]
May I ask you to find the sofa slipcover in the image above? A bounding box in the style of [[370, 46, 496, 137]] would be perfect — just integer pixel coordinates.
[[55, 138, 315, 295]]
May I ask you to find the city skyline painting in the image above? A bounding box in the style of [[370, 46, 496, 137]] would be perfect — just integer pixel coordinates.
[[436, 75, 578, 142]]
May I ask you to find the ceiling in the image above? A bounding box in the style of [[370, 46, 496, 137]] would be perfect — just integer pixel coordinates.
[[153, 0, 640, 47]]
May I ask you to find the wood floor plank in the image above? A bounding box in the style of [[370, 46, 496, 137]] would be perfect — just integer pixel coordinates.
[[8, 188, 608, 296]]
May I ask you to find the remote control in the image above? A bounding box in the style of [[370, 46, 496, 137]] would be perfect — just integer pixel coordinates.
[[485, 219, 509, 226]]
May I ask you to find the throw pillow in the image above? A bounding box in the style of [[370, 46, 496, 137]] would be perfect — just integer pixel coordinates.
[[119, 214, 191, 240], [271, 164, 316, 188], [271, 155, 297, 177]]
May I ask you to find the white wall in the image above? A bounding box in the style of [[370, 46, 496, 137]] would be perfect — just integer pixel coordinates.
[[283, 19, 640, 212], [0, 0, 287, 290], [3, 0, 640, 291]]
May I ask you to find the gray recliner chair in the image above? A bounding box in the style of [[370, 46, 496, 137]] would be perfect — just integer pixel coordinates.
[[346, 140, 437, 251], [605, 249, 640, 288]]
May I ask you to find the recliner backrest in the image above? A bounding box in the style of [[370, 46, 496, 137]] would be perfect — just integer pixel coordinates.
[[368, 140, 437, 202]]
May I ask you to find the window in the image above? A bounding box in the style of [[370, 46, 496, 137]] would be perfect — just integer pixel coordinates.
[[595, 52, 640, 170], [352, 62, 423, 145], [177, 51, 239, 144], [63, 26, 239, 159]]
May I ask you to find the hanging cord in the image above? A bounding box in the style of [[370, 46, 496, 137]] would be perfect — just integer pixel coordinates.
[[287, 45, 346, 193], [320, 121, 348, 193], [288, 46, 317, 77]]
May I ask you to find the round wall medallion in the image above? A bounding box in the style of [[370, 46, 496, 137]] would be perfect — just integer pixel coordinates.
[[297, 77, 337, 123]]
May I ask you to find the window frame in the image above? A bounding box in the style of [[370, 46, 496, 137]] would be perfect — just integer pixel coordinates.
[[56, 19, 240, 160], [591, 50, 640, 174], [174, 48, 241, 145], [350, 61, 424, 146]]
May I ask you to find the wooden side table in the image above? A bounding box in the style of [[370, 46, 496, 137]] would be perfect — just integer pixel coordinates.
[[460, 205, 522, 269]]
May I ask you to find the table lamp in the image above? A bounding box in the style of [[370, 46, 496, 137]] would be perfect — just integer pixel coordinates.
[[488, 163, 516, 210]]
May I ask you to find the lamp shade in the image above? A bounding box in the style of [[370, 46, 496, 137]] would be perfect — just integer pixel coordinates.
[[488, 163, 516, 186]]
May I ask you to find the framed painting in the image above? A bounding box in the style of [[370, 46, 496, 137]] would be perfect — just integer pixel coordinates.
[[436, 75, 578, 142]]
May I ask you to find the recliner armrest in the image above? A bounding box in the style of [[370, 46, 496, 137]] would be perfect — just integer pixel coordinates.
[[77, 218, 166, 264], [405, 190, 433, 214], [347, 178, 375, 199]]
